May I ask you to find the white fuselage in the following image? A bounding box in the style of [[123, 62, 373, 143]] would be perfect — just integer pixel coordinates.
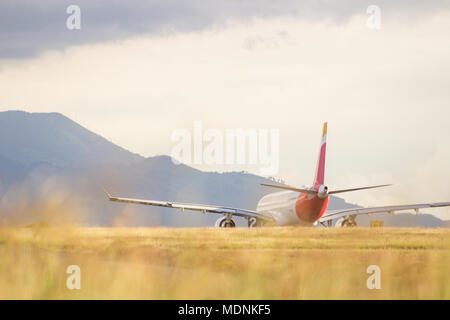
[[256, 190, 301, 226]]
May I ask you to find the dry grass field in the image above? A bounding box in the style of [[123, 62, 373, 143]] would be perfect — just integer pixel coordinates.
[[0, 226, 449, 299]]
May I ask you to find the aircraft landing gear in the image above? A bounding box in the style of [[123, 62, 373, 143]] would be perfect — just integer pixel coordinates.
[[248, 217, 263, 228], [335, 215, 357, 227]]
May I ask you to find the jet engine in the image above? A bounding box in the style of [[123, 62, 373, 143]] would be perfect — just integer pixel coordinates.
[[215, 216, 236, 228]]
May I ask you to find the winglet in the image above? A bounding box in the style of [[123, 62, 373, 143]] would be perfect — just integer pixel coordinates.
[[103, 189, 112, 200]]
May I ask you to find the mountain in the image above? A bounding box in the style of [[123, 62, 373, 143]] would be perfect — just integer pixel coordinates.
[[0, 110, 448, 228], [0, 110, 142, 167]]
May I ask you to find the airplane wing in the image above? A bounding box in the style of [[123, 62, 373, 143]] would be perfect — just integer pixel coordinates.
[[319, 202, 450, 223], [104, 190, 274, 222]]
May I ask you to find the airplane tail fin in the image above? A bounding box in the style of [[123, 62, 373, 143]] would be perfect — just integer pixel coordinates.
[[313, 122, 327, 187], [261, 122, 392, 195]]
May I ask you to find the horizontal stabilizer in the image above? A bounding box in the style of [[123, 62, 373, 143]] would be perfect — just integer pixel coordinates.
[[260, 183, 317, 195], [261, 183, 392, 195], [328, 184, 392, 194]]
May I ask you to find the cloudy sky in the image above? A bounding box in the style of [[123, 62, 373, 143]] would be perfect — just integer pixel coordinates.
[[1, 1, 449, 218]]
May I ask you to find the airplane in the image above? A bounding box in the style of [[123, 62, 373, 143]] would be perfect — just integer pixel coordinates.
[[105, 122, 450, 228]]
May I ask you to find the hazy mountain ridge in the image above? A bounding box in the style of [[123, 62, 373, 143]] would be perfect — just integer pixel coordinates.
[[0, 110, 142, 167], [0, 110, 448, 227]]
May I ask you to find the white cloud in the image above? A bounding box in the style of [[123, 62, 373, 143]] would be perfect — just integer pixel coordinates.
[[0, 12, 449, 218]]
